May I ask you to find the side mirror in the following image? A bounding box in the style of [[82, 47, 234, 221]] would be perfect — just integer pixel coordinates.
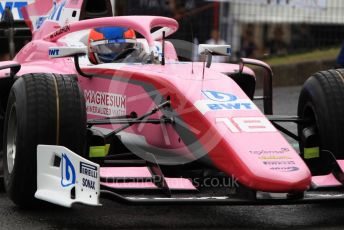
[[198, 44, 231, 56], [49, 46, 92, 78], [198, 44, 231, 68], [48, 46, 87, 58]]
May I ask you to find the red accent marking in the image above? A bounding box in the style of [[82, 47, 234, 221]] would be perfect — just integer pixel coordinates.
[[124, 29, 136, 39], [89, 29, 105, 41]]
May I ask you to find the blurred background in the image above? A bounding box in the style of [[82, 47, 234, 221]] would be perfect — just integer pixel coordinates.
[[116, 0, 344, 58], [1, 0, 344, 85]]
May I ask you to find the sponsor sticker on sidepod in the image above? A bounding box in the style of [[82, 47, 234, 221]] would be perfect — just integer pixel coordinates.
[[85, 90, 126, 117], [195, 90, 257, 114]]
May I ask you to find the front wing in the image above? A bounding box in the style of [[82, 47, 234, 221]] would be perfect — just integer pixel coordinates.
[[35, 145, 344, 207], [36, 145, 100, 207]]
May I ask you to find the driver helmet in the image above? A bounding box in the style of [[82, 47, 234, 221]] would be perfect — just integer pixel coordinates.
[[88, 27, 136, 64]]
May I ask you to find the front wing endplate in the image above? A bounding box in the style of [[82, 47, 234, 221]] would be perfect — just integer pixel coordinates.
[[35, 145, 101, 207]]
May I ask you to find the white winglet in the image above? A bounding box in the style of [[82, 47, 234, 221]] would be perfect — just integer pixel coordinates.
[[198, 44, 231, 56], [48, 46, 87, 58], [35, 145, 100, 208]]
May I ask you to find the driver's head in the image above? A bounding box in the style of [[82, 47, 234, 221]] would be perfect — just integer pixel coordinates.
[[88, 27, 136, 64]]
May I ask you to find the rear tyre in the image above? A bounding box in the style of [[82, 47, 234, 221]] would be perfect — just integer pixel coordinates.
[[297, 69, 344, 175], [3, 73, 86, 206]]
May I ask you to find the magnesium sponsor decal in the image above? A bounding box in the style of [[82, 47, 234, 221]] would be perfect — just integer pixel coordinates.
[[50, 25, 71, 39], [270, 166, 299, 172], [85, 90, 126, 117], [61, 153, 76, 188], [195, 90, 256, 114], [263, 161, 295, 165], [249, 148, 290, 155]]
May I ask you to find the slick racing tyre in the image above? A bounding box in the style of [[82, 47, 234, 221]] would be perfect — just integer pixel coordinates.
[[3, 73, 86, 206], [298, 69, 344, 175]]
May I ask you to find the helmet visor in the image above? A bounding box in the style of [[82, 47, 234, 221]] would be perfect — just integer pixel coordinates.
[[91, 39, 135, 55]]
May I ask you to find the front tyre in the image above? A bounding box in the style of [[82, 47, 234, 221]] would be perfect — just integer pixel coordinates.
[[298, 69, 344, 175], [3, 73, 86, 206]]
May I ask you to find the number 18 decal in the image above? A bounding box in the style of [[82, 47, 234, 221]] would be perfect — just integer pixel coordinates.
[[216, 117, 276, 133]]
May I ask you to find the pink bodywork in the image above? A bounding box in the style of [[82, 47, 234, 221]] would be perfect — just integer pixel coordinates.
[[100, 167, 196, 190], [311, 160, 344, 188], [1, 1, 312, 193]]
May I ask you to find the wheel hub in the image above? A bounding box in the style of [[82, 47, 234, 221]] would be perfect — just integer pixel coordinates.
[[6, 104, 17, 174]]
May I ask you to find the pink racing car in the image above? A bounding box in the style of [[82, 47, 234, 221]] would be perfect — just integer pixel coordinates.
[[0, 0, 344, 207]]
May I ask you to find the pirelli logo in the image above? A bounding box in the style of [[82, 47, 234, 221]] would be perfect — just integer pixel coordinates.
[[80, 162, 98, 179]]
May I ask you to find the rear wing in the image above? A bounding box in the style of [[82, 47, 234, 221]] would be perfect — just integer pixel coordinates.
[[21, 0, 113, 40], [21, 0, 82, 39], [0, 0, 34, 21], [0, 1, 32, 58]]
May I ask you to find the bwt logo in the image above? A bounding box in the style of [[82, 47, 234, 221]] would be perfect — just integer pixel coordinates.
[[203, 90, 238, 102], [61, 153, 76, 188], [0, 1, 29, 20], [49, 49, 60, 56]]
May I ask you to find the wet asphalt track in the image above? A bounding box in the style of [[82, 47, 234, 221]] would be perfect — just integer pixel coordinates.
[[1, 86, 344, 229], [1, 195, 344, 229]]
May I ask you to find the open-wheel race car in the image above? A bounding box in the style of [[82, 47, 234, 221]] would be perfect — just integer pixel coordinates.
[[1, 0, 344, 208]]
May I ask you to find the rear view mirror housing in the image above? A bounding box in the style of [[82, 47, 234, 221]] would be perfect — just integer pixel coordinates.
[[198, 44, 231, 56], [48, 46, 87, 58], [49, 46, 92, 78], [198, 44, 231, 68]]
